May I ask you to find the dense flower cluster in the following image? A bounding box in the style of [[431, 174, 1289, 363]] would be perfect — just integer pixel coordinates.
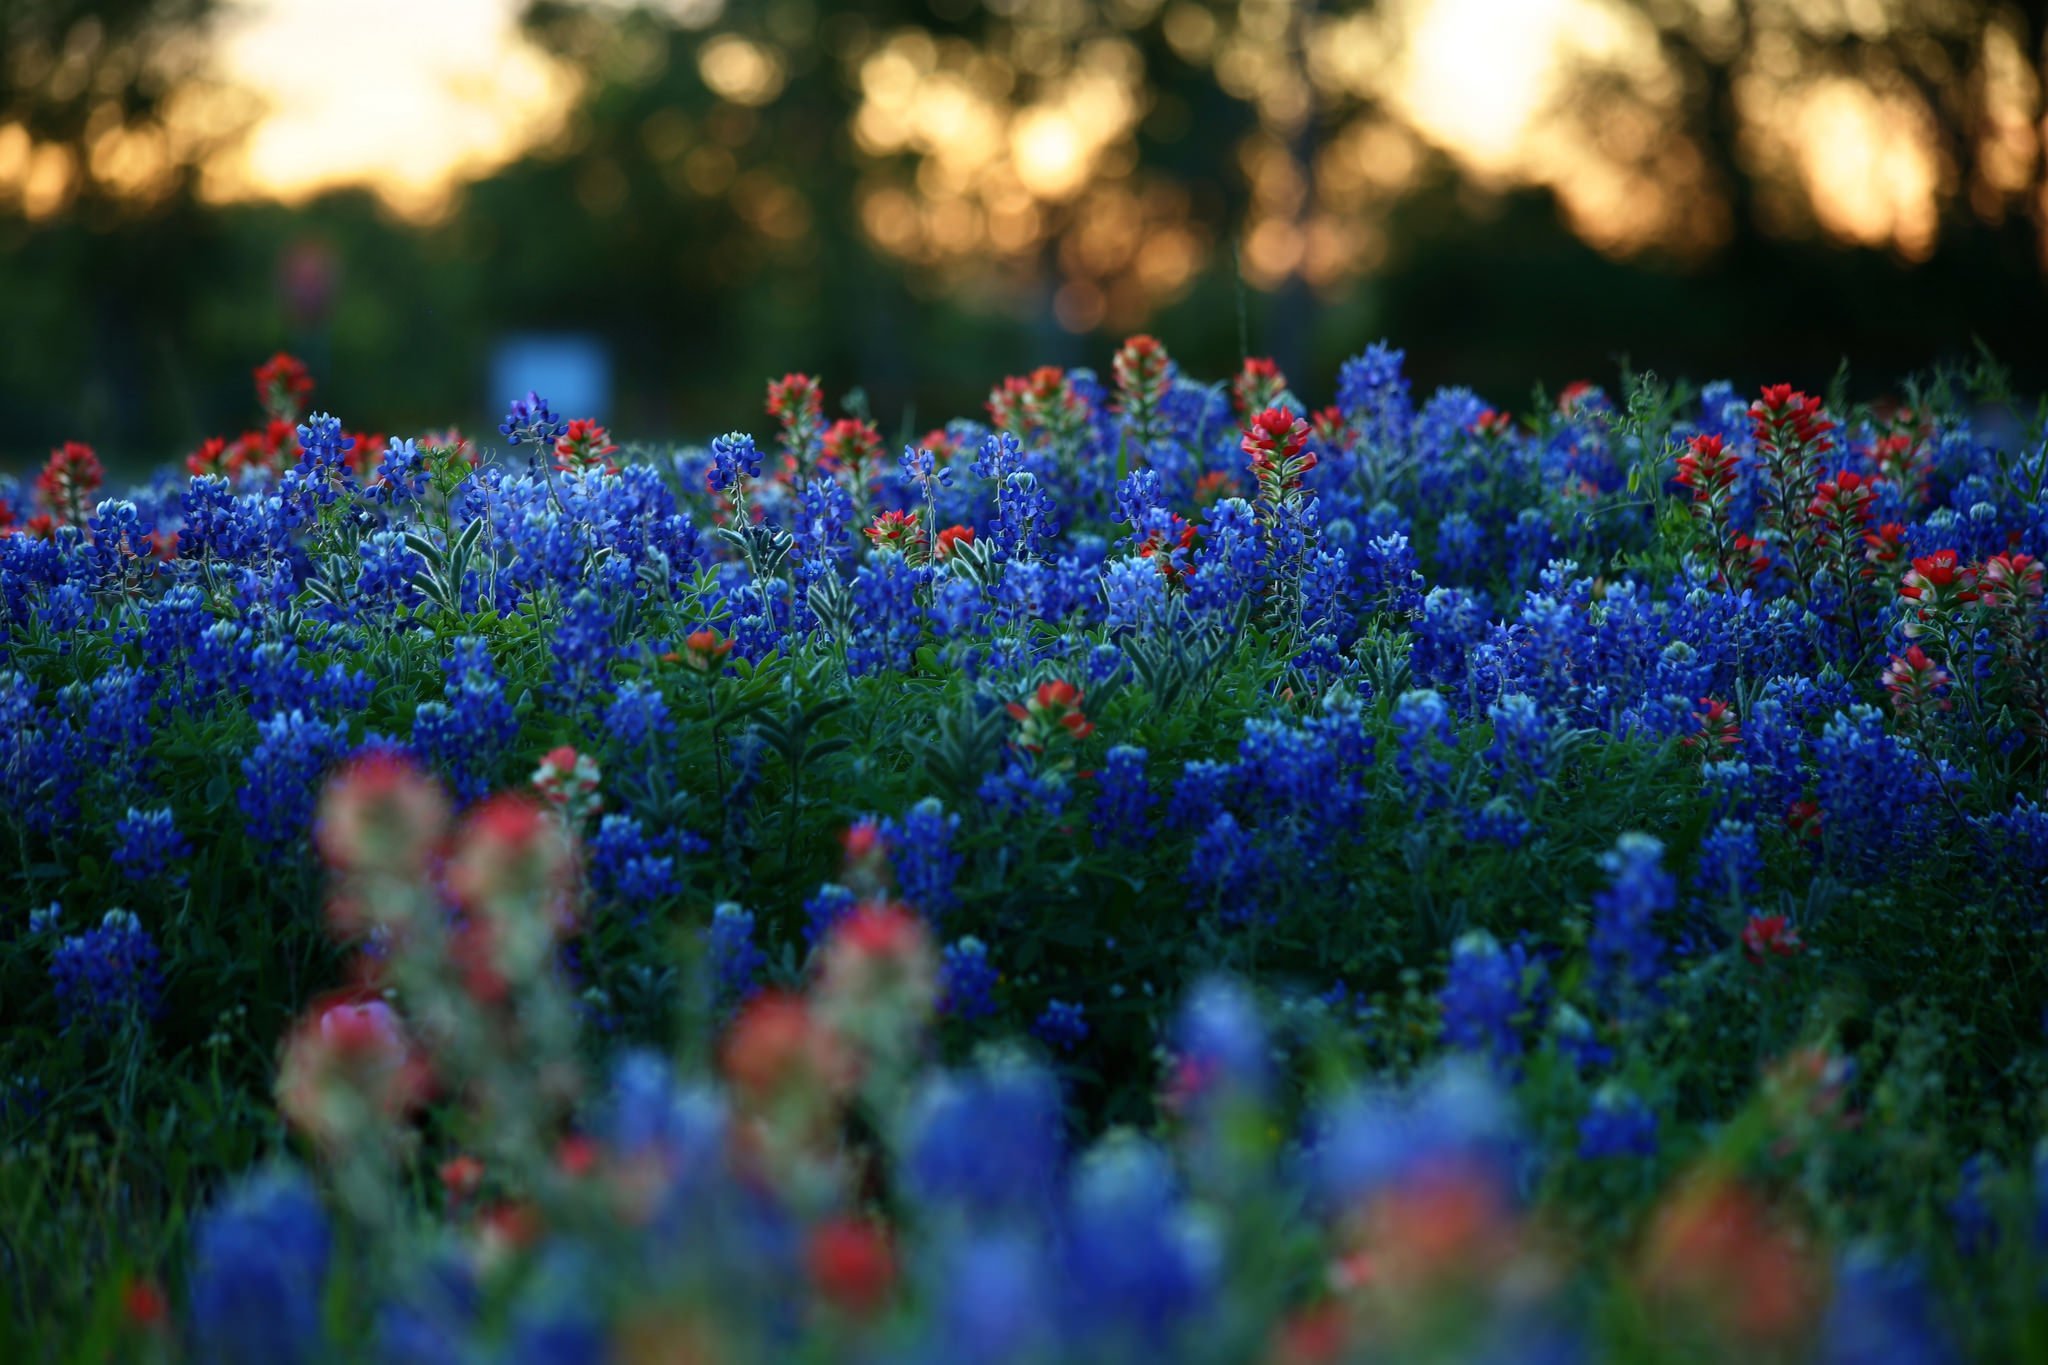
[[3, 344, 2047, 1354]]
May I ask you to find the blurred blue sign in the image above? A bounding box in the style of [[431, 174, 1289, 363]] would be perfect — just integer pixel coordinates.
[[489, 333, 611, 423]]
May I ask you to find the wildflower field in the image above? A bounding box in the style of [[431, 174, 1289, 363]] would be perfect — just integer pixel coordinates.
[[3, 341, 2046, 1363]]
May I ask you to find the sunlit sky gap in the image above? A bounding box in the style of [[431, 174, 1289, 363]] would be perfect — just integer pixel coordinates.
[[4, 0, 2041, 314]]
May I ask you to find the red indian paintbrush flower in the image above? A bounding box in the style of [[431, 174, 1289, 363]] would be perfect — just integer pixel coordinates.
[[255, 352, 314, 421], [1684, 698, 1740, 752], [1882, 645, 1951, 721], [1742, 915, 1803, 963], [1232, 356, 1287, 419], [1112, 333, 1172, 445], [807, 1216, 897, 1318], [36, 441, 103, 527], [554, 419, 619, 473], [864, 509, 924, 562], [1006, 679, 1095, 750]]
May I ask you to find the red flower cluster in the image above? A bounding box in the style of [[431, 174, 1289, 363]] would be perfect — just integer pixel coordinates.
[[671, 627, 734, 674], [553, 418, 618, 474], [1242, 407, 1316, 503], [988, 365, 1090, 448], [1741, 915, 1803, 964], [187, 414, 300, 482], [1684, 697, 1741, 753], [255, 351, 315, 421], [1867, 429, 1929, 503], [1556, 380, 1601, 417], [1749, 385, 1835, 458], [1467, 407, 1514, 438], [1976, 551, 2043, 612], [766, 372, 826, 476], [1112, 333, 1172, 441], [1785, 800, 1822, 842], [1674, 433, 1738, 502], [1881, 645, 1951, 721], [1136, 516, 1199, 585], [1897, 549, 1977, 635], [1232, 356, 1288, 419], [34, 441, 103, 527], [933, 523, 975, 558], [1006, 679, 1095, 751], [1860, 521, 1906, 580], [864, 508, 925, 562], [807, 1217, 896, 1318], [1804, 468, 1878, 549], [766, 372, 824, 426], [821, 417, 884, 487], [1640, 1177, 1819, 1346]]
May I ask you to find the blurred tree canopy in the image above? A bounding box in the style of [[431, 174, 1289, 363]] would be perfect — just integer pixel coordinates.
[[1, 0, 2044, 469]]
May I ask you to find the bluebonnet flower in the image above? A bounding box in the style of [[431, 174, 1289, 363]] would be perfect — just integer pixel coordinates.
[[706, 903, 765, 1005], [1461, 794, 1533, 846], [974, 432, 1057, 560], [1092, 744, 1151, 846], [1433, 509, 1485, 582], [1506, 507, 1555, 585], [356, 530, 421, 609], [1549, 1003, 1612, 1072], [803, 882, 859, 945], [1185, 811, 1266, 923], [80, 665, 153, 792], [239, 710, 348, 856], [1812, 703, 1949, 877], [1482, 693, 1550, 799], [1358, 532, 1426, 616], [1034, 999, 1089, 1052], [412, 638, 519, 803], [978, 757, 1069, 820], [1102, 556, 1168, 631], [1392, 688, 1456, 810], [1439, 931, 1539, 1070], [112, 806, 191, 887], [1309, 1058, 1519, 1212], [1577, 1088, 1659, 1159], [705, 431, 761, 493], [792, 475, 855, 586], [551, 588, 616, 704], [283, 413, 355, 512], [1409, 587, 1488, 688], [1335, 340, 1413, 450], [1059, 1136, 1216, 1347], [940, 937, 1000, 1020], [366, 437, 430, 503], [1947, 1153, 2000, 1257], [1976, 794, 2048, 883], [604, 680, 673, 752], [1166, 759, 1235, 831], [50, 910, 163, 1039], [1186, 498, 1265, 614], [372, 1256, 480, 1365], [589, 814, 683, 909], [848, 550, 926, 676], [1172, 976, 1270, 1105], [186, 1165, 331, 1365], [500, 391, 566, 449], [904, 1054, 1063, 1216], [1589, 833, 1674, 1022], [919, 1227, 1053, 1363], [1691, 817, 1761, 913], [885, 796, 962, 918], [1818, 1248, 1960, 1365]]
